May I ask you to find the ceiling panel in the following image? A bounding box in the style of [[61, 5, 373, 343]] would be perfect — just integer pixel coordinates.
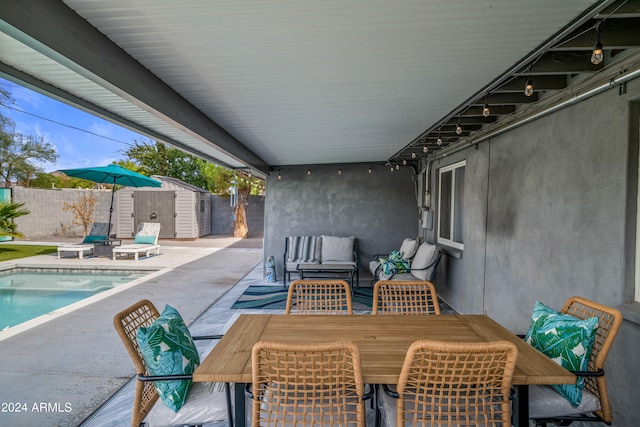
[[3, 0, 635, 175]]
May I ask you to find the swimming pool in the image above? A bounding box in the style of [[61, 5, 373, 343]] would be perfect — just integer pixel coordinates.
[[0, 269, 149, 329]]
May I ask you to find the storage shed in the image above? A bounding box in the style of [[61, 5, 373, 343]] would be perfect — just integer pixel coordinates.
[[115, 176, 211, 239]]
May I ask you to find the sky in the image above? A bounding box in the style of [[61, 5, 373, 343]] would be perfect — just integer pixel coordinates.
[[0, 76, 148, 173]]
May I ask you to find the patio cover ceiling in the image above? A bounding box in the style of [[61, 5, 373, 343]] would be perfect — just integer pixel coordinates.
[[1, 1, 639, 178]]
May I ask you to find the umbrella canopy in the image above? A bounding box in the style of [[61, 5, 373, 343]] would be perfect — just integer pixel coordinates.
[[57, 164, 162, 238], [58, 164, 162, 188]]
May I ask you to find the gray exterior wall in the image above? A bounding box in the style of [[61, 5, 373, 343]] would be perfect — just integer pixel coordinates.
[[211, 195, 265, 237], [12, 187, 113, 238], [263, 164, 419, 280], [423, 79, 640, 425]]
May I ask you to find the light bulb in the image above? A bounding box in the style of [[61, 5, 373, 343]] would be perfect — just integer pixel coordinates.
[[437, 136, 443, 146], [337, 168, 341, 175], [411, 151, 416, 159], [591, 41, 603, 65], [423, 145, 428, 153], [390, 166, 394, 172], [482, 104, 490, 117], [396, 164, 400, 170], [524, 79, 534, 97], [368, 167, 372, 174], [278, 172, 282, 180], [402, 159, 407, 165], [307, 169, 311, 176], [456, 124, 462, 135]]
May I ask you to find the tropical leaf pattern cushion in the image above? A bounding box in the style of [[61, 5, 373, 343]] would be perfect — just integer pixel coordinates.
[[136, 305, 200, 412], [379, 249, 411, 275], [525, 301, 599, 407]]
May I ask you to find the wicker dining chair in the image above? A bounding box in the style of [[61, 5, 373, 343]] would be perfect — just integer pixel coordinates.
[[285, 279, 353, 314], [113, 299, 232, 427], [379, 339, 518, 426], [529, 296, 623, 426], [250, 340, 370, 427], [372, 280, 440, 315]]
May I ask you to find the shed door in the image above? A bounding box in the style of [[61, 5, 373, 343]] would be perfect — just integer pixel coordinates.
[[133, 191, 175, 238]]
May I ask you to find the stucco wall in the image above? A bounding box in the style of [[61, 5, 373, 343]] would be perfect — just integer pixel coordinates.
[[211, 195, 265, 236], [263, 164, 419, 280], [426, 79, 640, 424]]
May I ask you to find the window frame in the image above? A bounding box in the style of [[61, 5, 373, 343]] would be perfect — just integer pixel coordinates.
[[437, 160, 465, 250]]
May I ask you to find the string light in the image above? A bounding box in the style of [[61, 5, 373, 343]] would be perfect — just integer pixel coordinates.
[[307, 168, 311, 176], [423, 145, 428, 153], [482, 94, 490, 117], [437, 128, 443, 145], [524, 79, 534, 96], [278, 171, 282, 180], [591, 21, 604, 65], [337, 168, 341, 175], [368, 167, 372, 174], [402, 159, 407, 165], [411, 151, 416, 159], [456, 114, 463, 135]]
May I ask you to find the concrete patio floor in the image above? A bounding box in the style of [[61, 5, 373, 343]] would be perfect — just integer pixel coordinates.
[[0, 236, 264, 427]]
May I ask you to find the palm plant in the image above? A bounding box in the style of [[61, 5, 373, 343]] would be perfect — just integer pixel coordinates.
[[0, 200, 29, 239]]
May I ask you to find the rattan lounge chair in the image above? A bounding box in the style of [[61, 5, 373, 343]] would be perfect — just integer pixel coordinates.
[[113, 222, 161, 260], [379, 339, 518, 426], [372, 280, 440, 315], [56, 222, 110, 259], [285, 279, 353, 314], [529, 296, 623, 426], [249, 340, 371, 426], [113, 299, 232, 427]]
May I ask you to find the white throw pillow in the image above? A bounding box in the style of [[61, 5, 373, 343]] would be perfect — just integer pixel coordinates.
[[410, 243, 436, 280], [321, 236, 355, 262], [398, 238, 419, 259]]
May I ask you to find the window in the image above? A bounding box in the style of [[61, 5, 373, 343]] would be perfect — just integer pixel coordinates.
[[438, 160, 465, 250], [200, 199, 205, 213]]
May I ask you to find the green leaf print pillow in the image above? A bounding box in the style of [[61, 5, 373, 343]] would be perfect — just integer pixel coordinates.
[[525, 301, 599, 407], [136, 305, 200, 412]]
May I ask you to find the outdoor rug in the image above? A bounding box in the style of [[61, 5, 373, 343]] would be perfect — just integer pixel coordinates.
[[231, 285, 375, 311]]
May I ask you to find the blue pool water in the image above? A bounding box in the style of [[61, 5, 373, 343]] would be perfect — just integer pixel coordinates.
[[0, 269, 148, 329]]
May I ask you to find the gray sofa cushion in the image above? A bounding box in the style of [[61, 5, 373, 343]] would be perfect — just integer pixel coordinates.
[[287, 236, 321, 262], [321, 235, 355, 262], [410, 243, 437, 280], [398, 238, 419, 259]]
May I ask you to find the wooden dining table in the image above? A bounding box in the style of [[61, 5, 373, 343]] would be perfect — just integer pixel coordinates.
[[194, 314, 575, 427]]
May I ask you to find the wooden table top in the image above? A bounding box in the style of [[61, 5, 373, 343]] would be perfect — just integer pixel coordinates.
[[194, 314, 575, 386]]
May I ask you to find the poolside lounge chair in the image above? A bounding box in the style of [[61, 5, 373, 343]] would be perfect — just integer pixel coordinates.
[[56, 222, 110, 259], [113, 222, 161, 261]]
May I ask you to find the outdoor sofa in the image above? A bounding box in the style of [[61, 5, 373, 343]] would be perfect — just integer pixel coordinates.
[[369, 238, 443, 284], [283, 235, 358, 287]]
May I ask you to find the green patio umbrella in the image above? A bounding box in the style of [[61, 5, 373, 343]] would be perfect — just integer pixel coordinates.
[[57, 164, 162, 238]]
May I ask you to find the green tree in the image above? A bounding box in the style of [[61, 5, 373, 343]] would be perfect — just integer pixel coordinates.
[[121, 140, 207, 188], [30, 172, 97, 189], [201, 164, 264, 238], [121, 140, 265, 238], [0, 200, 30, 239], [0, 107, 58, 187]]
